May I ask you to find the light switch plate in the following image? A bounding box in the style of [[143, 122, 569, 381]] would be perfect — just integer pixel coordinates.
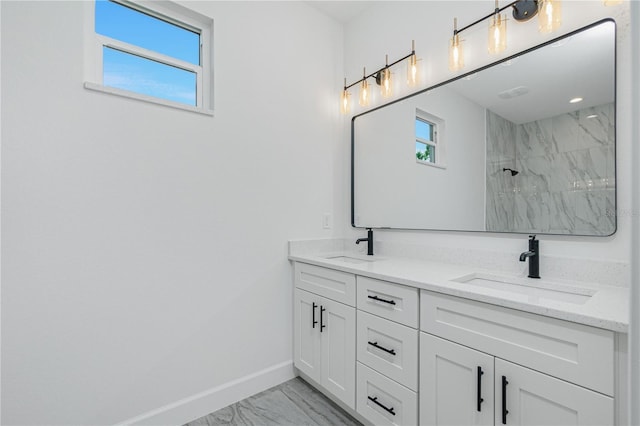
[[322, 213, 332, 229]]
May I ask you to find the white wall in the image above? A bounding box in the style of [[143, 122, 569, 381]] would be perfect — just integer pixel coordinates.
[[354, 86, 485, 230], [344, 1, 633, 263], [1, 1, 635, 424], [0, 1, 345, 424]]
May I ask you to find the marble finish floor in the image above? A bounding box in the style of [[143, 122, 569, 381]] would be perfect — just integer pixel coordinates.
[[184, 377, 362, 426]]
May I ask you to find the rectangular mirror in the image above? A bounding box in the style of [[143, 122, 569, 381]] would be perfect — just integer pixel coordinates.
[[352, 19, 616, 236]]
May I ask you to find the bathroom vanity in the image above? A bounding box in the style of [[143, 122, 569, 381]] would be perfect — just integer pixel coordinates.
[[290, 247, 628, 426], [292, 17, 626, 426]]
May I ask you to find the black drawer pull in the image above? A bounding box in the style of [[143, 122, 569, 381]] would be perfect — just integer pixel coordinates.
[[502, 375, 509, 424], [320, 306, 326, 332], [368, 341, 396, 356], [368, 396, 396, 416], [312, 302, 318, 329], [477, 366, 484, 412], [367, 295, 396, 305]]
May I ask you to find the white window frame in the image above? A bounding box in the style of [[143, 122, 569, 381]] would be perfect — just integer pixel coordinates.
[[415, 109, 446, 169], [83, 0, 213, 115]]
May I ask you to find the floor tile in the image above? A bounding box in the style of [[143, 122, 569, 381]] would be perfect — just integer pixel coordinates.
[[184, 377, 362, 426]]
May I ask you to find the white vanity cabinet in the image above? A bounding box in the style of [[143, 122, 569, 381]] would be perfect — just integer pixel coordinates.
[[291, 260, 623, 426], [419, 290, 615, 426], [420, 333, 494, 425], [355, 277, 419, 426], [494, 358, 614, 426], [293, 263, 356, 409]]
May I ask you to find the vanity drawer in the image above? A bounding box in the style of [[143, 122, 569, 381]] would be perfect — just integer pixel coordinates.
[[357, 311, 418, 391], [357, 277, 418, 328], [420, 290, 614, 395], [357, 362, 417, 426], [294, 262, 355, 306]]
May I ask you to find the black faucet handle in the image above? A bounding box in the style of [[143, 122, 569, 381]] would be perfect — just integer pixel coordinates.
[[529, 235, 537, 240], [365, 228, 374, 256]]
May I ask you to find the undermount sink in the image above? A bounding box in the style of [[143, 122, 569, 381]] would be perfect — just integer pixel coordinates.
[[452, 273, 596, 305], [324, 255, 375, 264]]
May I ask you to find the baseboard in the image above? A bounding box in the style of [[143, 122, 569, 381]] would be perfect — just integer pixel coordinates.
[[115, 360, 296, 426]]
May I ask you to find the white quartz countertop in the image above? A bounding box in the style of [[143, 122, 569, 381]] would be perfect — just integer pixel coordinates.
[[289, 251, 629, 333]]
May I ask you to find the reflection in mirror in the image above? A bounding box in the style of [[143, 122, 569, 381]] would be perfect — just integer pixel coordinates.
[[352, 20, 616, 236]]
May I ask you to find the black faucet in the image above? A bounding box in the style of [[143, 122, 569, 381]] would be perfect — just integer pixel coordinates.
[[356, 228, 374, 256], [519, 235, 540, 279]]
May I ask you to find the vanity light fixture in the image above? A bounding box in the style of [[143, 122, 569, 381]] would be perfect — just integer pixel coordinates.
[[538, 0, 562, 33], [340, 41, 419, 114], [380, 55, 393, 98], [340, 78, 350, 114], [407, 40, 420, 86], [359, 68, 370, 107], [448, 0, 562, 71], [449, 18, 464, 71], [488, 1, 508, 54]]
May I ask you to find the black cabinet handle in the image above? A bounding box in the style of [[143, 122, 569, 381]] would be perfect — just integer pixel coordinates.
[[502, 375, 509, 424], [368, 341, 396, 356], [312, 302, 318, 329], [320, 306, 326, 332], [477, 366, 484, 412], [367, 295, 396, 305], [368, 396, 396, 416]]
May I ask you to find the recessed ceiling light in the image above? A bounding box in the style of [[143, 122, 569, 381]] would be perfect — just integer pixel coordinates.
[[587, 114, 598, 119], [570, 97, 583, 103]]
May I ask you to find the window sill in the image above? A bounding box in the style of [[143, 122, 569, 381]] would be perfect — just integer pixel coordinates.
[[83, 82, 214, 116], [416, 159, 447, 169]]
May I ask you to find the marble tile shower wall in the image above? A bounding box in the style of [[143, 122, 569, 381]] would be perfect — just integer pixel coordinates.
[[486, 110, 518, 232], [486, 104, 615, 235]]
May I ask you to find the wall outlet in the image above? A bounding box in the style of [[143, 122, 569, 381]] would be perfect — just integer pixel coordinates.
[[322, 213, 332, 229]]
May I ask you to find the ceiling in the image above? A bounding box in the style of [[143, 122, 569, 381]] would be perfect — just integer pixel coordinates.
[[448, 21, 615, 124], [304, 1, 375, 23]]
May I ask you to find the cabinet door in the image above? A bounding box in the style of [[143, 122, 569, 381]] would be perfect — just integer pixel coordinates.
[[320, 296, 356, 409], [495, 358, 614, 426], [294, 289, 321, 383], [420, 333, 494, 426]]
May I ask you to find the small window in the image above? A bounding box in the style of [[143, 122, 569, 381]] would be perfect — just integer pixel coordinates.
[[416, 118, 436, 163], [415, 109, 446, 168], [85, 0, 213, 114]]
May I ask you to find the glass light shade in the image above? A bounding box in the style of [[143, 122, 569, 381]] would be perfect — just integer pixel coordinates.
[[449, 34, 464, 71], [407, 54, 419, 86], [381, 68, 392, 98], [340, 89, 350, 114], [488, 13, 507, 54], [538, 0, 562, 33], [359, 79, 370, 107]]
